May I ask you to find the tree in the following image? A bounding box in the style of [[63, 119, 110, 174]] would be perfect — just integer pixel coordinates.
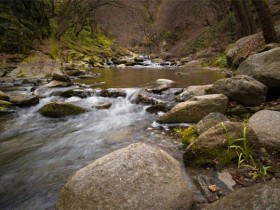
[[252, 0, 278, 43], [231, 0, 256, 38]]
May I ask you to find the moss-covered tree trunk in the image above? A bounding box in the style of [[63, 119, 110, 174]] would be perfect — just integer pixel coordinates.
[[252, 0, 278, 43]]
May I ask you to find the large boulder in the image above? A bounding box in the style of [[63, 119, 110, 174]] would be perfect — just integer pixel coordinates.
[[226, 33, 265, 68], [249, 110, 280, 149], [237, 47, 280, 89], [184, 121, 257, 167], [158, 94, 228, 123], [196, 112, 229, 135], [0, 91, 10, 101], [175, 85, 213, 102], [208, 75, 267, 106], [204, 179, 280, 210], [226, 25, 280, 68], [10, 95, 39, 107], [56, 143, 193, 210], [39, 102, 86, 118]]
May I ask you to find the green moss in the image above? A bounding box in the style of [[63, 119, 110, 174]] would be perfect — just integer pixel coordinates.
[[203, 54, 228, 68], [17, 71, 26, 78], [175, 126, 198, 148], [183, 141, 238, 167], [39, 102, 86, 118], [49, 43, 60, 59]]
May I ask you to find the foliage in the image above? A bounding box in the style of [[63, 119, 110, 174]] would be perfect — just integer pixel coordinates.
[[174, 126, 198, 148], [0, 0, 53, 53], [221, 122, 270, 181]]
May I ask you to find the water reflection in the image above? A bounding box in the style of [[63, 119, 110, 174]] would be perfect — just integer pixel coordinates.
[[75, 67, 224, 88]]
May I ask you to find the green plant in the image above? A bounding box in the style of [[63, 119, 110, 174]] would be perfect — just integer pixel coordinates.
[[174, 126, 198, 148], [222, 123, 270, 181], [251, 165, 270, 181], [222, 123, 255, 169]]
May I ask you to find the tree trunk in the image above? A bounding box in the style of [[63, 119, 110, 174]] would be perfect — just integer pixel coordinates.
[[252, 0, 278, 43], [231, 0, 252, 37], [243, 0, 257, 34]]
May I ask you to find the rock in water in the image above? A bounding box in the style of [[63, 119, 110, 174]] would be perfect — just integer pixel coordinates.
[[204, 179, 280, 210], [249, 110, 280, 149], [10, 95, 39, 107], [175, 85, 213, 102], [39, 102, 86, 118], [52, 73, 73, 85], [56, 143, 193, 210], [0, 100, 15, 114], [158, 94, 228, 123], [156, 79, 175, 85], [100, 88, 127, 98], [0, 91, 10, 101], [208, 75, 267, 106]]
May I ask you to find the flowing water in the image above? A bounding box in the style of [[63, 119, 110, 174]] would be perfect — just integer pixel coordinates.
[[0, 66, 224, 209]]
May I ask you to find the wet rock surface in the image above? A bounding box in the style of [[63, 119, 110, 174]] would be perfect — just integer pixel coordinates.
[[39, 102, 86, 118]]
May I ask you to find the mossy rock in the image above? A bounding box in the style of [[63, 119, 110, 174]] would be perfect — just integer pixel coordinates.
[[0, 100, 15, 114], [183, 121, 258, 167], [39, 102, 86, 118]]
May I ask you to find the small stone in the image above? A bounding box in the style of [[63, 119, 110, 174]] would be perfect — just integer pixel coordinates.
[[208, 185, 220, 193]]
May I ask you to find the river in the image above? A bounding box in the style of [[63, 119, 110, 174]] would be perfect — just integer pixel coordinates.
[[0, 66, 224, 209]]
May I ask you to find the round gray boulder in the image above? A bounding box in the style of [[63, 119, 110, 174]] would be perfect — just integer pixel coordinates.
[[249, 110, 280, 149], [208, 75, 267, 106], [237, 47, 280, 89], [56, 143, 193, 210]]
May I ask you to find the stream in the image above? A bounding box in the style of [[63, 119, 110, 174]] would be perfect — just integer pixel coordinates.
[[0, 66, 224, 209]]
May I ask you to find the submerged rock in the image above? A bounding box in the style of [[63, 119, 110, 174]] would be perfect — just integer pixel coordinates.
[[56, 143, 193, 210], [249, 110, 280, 149], [39, 102, 86, 118], [237, 47, 280, 90], [10, 95, 39, 107], [0, 91, 10, 102], [208, 75, 267, 106], [93, 102, 112, 110], [184, 121, 257, 167], [158, 94, 228, 123], [204, 179, 280, 210]]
